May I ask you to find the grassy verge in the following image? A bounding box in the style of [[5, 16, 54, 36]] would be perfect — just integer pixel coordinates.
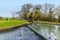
[[0, 20, 29, 28], [33, 21, 60, 25]]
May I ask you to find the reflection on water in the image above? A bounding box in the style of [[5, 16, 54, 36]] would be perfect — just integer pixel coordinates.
[[29, 22, 60, 40], [0, 26, 43, 40]]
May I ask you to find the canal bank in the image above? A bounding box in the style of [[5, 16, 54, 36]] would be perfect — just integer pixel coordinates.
[[0, 23, 29, 32]]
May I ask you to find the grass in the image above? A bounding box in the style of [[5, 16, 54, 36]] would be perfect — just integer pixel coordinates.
[[0, 20, 29, 28], [1, 19, 59, 29], [33, 21, 60, 25]]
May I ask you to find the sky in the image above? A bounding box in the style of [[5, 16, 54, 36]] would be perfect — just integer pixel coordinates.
[[0, 0, 60, 17]]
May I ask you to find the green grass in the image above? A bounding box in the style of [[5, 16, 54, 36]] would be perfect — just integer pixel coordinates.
[[33, 21, 60, 25], [0, 20, 29, 28]]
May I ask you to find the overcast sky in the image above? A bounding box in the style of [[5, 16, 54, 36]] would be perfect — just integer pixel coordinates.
[[0, 0, 60, 17]]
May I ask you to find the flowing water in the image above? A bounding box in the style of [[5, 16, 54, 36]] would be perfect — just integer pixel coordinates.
[[29, 22, 60, 40], [0, 26, 44, 40]]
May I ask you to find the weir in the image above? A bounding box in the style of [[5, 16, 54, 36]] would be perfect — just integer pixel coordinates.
[[28, 22, 60, 40]]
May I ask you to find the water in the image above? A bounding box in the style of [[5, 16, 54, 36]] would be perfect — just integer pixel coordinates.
[[29, 22, 60, 40], [0, 26, 44, 40]]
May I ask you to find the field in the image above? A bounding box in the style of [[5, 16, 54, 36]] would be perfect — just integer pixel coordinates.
[[0, 20, 28, 28]]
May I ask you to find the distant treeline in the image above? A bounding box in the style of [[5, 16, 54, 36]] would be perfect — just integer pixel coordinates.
[[16, 3, 60, 22]]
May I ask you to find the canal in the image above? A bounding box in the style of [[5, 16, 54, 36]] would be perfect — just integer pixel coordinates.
[[0, 22, 59, 40], [0, 25, 45, 40]]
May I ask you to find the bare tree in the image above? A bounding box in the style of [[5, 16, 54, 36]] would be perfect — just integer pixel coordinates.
[[54, 6, 60, 22], [32, 4, 42, 21], [45, 4, 55, 22], [21, 4, 32, 20]]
